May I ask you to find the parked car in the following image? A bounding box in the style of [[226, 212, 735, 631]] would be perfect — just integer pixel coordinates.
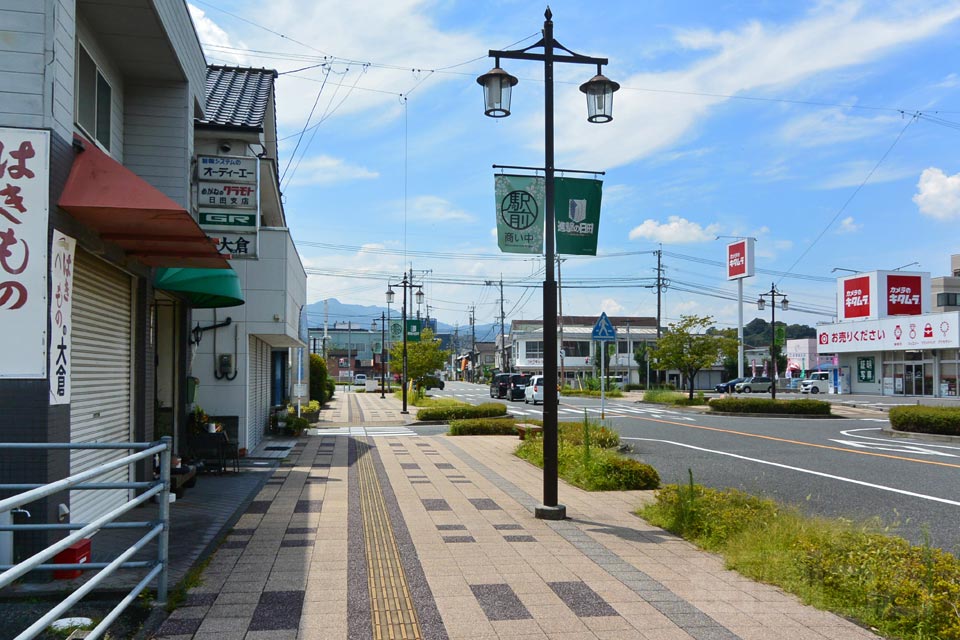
[[524, 375, 544, 404], [800, 371, 831, 394], [715, 377, 746, 393], [490, 373, 512, 398], [507, 374, 530, 401], [418, 375, 445, 390], [734, 376, 773, 393], [354, 374, 367, 385]]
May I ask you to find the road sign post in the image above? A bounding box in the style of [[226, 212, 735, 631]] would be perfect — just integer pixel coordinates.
[[591, 312, 617, 420]]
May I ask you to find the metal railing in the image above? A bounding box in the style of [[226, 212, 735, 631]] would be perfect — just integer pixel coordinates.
[[0, 437, 171, 640]]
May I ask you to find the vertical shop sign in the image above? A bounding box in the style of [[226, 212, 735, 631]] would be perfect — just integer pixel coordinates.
[[842, 275, 871, 319], [49, 230, 76, 403], [857, 356, 875, 383], [197, 155, 259, 258], [495, 174, 544, 254], [0, 128, 49, 378]]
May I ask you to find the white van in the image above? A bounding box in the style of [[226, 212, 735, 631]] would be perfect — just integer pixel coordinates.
[[800, 371, 831, 394], [354, 374, 367, 385]]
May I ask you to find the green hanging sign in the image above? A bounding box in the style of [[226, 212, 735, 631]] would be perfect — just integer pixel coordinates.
[[555, 177, 603, 256], [406, 319, 422, 343], [775, 325, 786, 346], [495, 174, 545, 254]]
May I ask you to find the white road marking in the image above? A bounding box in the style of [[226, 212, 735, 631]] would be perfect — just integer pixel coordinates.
[[839, 427, 960, 452], [828, 439, 958, 458], [623, 437, 960, 508]]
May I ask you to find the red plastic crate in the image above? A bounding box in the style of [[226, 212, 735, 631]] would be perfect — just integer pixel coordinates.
[[53, 538, 91, 579]]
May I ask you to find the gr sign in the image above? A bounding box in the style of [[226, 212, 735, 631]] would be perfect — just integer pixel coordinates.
[[199, 210, 257, 229]]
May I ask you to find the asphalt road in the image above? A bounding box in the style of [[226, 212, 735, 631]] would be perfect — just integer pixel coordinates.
[[434, 381, 960, 552]]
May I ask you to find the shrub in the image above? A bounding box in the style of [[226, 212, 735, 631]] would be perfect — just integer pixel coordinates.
[[515, 438, 659, 491], [309, 354, 329, 404], [644, 388, 708, 406], [449, 417, 518, 435], [416, 402, 507, 421], [889, 405, 960, 436], [559, 388, 624, 398], [326, 378, 335, 400], [624, 383, 644, 391], [523, 419, 620, 449], [708, 397, 831, 415], [285, 416, 309, 436]]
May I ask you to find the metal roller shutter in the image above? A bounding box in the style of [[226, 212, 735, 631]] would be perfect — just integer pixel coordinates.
[[69, 250, 133, 524], [247, 336, 270, 448]]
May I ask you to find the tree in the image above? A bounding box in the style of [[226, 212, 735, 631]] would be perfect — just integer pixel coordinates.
[[633, 343, 650, 387], [651, 315, 740, 398], [309, 353, 329, 404], [388, 328, 450, 395]]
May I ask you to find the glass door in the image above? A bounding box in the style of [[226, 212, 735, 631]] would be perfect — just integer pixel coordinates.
[[904, 363, 925, 395]]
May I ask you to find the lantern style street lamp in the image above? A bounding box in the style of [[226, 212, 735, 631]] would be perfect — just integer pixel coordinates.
[[478, 8, 619, 521], [386, 274, 424, 414], [757, 282, 789, 400]]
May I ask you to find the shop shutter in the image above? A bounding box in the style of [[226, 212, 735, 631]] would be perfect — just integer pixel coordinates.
[[247, 336, 270, 448], [69, 250, 133, 524]]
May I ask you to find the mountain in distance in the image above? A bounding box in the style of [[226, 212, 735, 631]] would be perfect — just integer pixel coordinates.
[[304, 298, 505, 343]]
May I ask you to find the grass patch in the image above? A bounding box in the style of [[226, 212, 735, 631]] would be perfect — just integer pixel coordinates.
[[417, 402, 508, 421], [643, 388, 709, 406], [515, 415, 659, 491], [449, 416, 518, 435], [560, 388, 624, 398], [890, 405, 960, 436], [708, 397, 831, 415], [166, 552, 213, 612], [639, 474, 960, 640], [392, 391, 465, 408]]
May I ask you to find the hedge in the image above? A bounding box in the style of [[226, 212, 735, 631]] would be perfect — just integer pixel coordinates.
[[449, 417, 518, 436], [708, 397, 831, 415], [416, 402, 507, 421], [523, 419, 620, 449], [889, 405, 960, 436]]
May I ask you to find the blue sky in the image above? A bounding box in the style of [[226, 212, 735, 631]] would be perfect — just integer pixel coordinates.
[[189, 1, 960, 332]]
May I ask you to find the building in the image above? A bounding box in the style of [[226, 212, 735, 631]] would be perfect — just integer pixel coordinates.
[[509, 316, 658, 385], [0, 0, 236, 557], [189, 65, 308, 449], [816, 267, 960, 396], [308, 323, 382, 381]]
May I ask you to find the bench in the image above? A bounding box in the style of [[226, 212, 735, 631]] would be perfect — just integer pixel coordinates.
[[515, 423, 543, 440], [169, 463, 197, 498]]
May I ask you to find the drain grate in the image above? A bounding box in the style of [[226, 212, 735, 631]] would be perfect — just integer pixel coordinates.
[[264, 446, 290, 451]]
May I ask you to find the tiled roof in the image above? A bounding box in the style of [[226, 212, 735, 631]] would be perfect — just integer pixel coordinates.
[[197, 65, 277, 129]]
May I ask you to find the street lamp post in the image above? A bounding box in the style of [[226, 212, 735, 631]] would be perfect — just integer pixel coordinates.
[[757, 282, 789, 400], [478, 8, 619, 520], [386, 274, 423, 414], [377, 312, 386, 399]]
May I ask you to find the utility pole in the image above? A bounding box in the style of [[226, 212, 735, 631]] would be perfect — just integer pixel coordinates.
[[470, 306, 476, 383], [655, 247, 664, 386], [453, 323, 460, 381], [500, 277, 506, 374], [323, 299, 329, 360]]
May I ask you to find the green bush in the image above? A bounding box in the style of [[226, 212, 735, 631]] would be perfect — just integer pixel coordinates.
[[889, 405, 960, 436], [708, 397, 831, 415], [640, 480, 960, 640], [309, 354, 329, 404], [643, 388, 708, 406], [560, 388, 624, 398], [326, 378, 335, 400], [624, 383, 644, 391], [449, 417, 518, 435], [524, 419, 620, 449], [416, 402, 507, 421], [285, 416, 310, 436], [516, 438, 659, 491]]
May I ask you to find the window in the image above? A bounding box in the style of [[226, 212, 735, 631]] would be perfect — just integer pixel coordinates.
[[525, 341, 543, 359], [937, 292, 960, 307], [617, 340, 631, 354], [562, 341, 589, 357], [76, 45, 111, 150]]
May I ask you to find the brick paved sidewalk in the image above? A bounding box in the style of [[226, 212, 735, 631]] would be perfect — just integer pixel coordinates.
[[150, 426, 880, 640]]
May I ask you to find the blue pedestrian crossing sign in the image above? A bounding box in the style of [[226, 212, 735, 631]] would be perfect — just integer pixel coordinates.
[[591, 312, 617, 341]]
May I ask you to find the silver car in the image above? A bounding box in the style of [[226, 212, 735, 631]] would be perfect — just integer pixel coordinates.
[[734, 376, 773, 393]]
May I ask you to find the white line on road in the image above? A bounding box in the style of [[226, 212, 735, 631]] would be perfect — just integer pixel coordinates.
[[840, 427, 960, 451], [623, 437, 960, 508]]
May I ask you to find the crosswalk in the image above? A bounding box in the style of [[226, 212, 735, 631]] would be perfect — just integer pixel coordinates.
[[310, 426, 420, 437], [507, 403, 695, 421]]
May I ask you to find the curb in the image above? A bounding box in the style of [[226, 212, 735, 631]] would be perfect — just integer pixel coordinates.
[[882, 424, 960, 444]]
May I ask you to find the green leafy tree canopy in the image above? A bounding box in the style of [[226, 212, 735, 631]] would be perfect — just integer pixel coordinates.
[[388, 328, 450, 391], [652, 315, 739, 398]]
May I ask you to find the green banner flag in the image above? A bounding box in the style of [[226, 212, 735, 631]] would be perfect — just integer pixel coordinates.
[[775, 325, 786, 346], [555, 177, 602, 256], [495, 174, 544, 254], [406, 319, 422, 343]]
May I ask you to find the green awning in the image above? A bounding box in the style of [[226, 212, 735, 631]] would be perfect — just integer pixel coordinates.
[[154, 267, 244, 308]]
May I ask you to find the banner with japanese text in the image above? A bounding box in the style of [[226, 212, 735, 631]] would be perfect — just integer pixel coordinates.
[[49, 230, 75, 404], [495, 174, 544, 254], [0, 127, 49, 378], [555, 177, 602, 256]]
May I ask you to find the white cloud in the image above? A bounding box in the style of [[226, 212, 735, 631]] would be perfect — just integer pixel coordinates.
[[913, 167, 960, 220], [780, 109, 900, 147], [817, 161, 915, 189], [934, 73, 960, 88], [188, 5, 248, 65], [600, 298, 624, 315], [408, 195, 473, 222], [549, 3, 960, 170], [628, 216, 720, 243], [837, 216, 862, 233], [285, 155, 378, 186]]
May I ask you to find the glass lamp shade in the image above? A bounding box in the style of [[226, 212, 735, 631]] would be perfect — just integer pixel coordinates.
[[385, 287, 395, 304], [415, 288, 424, 305], [579, 73, 620, 123], [757, 298, 766, 311], [781, 298, 789, 311], [477, 66, 518, 118]]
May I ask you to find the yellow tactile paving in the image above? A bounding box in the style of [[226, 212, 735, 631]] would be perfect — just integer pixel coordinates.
[[356, 438, 423, 639]]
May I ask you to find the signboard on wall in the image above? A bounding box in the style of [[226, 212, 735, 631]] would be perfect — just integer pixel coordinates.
[[0, 127, 49, 379], [726, 238, 755, 280], [49, 230, 76, 403], [857, 356, 875, 383], [885, 273, 924, 316], [841, 275, 872, 319], [817, 311, 960, 353], [836, 271, 930, 320], [197, 154, 259, 258]]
